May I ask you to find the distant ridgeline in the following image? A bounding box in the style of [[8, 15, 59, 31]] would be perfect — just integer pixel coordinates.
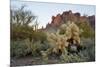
[[45, 10, 95, 32]]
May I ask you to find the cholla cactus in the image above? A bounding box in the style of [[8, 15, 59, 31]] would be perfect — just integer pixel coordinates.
[[46, 31, 68, 55], [41, 21, 81, 60], [57, 21, 80, 45], [65, 21, 80, 45]]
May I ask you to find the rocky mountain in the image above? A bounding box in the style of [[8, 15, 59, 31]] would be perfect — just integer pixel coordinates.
[[46, 10, 95, 30]]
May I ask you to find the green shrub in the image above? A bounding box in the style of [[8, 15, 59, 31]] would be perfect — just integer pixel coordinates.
[[11, 24, 33, 40], [76, 22, 95, 38], [79, 38, 95, 61], [10, 40, 31, 57], [30, 41, 50, 57], [11, 38, 50, 58], [59, 38, 95, 63], [32, 31, 47, 42]]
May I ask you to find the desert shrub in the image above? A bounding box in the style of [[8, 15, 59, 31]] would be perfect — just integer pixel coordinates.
[[60, 44, 95, 63], [11, 38, 49, 58], [30, 41, 41, 57], [32, 31, 47, 43], [60, 53, 87, 63], [10, 40, 32, 57], [30, 41, 49, 57], [59, 46, 85, 63], [79, 38, 95, 61], [76, 22, 95, 38], [11, 25, 33, 40], [40, 50, 49, 64], [11, 22, 47, 42], [59, 38, 95, 63]]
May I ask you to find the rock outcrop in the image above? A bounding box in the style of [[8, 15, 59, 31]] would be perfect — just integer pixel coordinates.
[[46, 10, 95, 30]]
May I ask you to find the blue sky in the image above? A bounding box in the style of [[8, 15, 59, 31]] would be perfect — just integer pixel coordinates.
[[11, 0, 95, 28]]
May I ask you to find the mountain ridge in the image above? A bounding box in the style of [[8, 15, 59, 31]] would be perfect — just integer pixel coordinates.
[[45, 10, 95, 30]]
